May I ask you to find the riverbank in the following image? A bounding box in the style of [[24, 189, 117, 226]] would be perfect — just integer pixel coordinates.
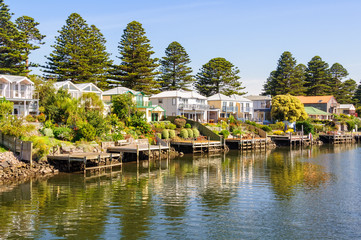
[[0, 151, 58, 185]]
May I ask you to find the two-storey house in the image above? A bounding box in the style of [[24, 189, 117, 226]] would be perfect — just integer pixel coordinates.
[[149, 90, 209, 122], [245, 95, 272, 123], [54, 81, 103, 99], [296, 96, 338, 114], [0, 75, 39, 116], [103, 87, 165, 122], [208, 93, 238, 120], [230, 94, 254, 120]]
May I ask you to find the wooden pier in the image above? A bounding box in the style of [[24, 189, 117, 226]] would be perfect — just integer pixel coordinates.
[[107, 143, 170, 162], [171, 139, 223, 153], [319, 133, 354, 144], [269, 133, 310, 147], [226, 138, 267, 150], [47, 152, 121, 173]]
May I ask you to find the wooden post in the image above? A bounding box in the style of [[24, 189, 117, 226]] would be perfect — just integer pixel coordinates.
[[14, 137, 17, 153], [110, 153, 113, 171], [20, 141, 23, 160], [159, 144, 161, 161], [68, 155, 71, 172], [148, 142, 151, 161], [136, 144, 139, 164], [83, 156, 87, 175], [29, 142, 33, 168], [98, 154, 101, 173], [167, 141, 170, 160], [208, 137, 210, 153]]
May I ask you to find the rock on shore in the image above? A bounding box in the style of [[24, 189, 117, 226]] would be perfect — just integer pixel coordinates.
[[0, 151, 58, 185]]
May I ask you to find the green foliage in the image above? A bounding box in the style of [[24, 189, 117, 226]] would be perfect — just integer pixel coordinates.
[[76, 122, 96, 141], [25, 115, 35, 122], [162, 129, 169, 139], [228, 115, 236, 124], [0, 116, 35, 138], [166, 123, 176, 130], [129, 112, 152, 135], [174, 118, 186, 128], [37, 113, 46, 122], [353, 81, 361, 105], [44, 13, 112, 88], [185, 123, 191, 128], [113, 21, 160, 94], [28, 136, 51, 161], [187, 129, 193, 138], [261, 125, 272, 132], [156, 133, 162, 139], [219, 129, 230, 139], [192, 128, 200, 138], [53, 126, 74, 141], [160, 41, 194, 91], [273, 130, 285, 135], [337, 79, 357, 104], [233, 129, 243, 136], [195, 57, 246, 97], [80, 92, 104, 112], [271, 95, 308, 122], [263, 51, 305, 96], [0, 98, 13, 118], [112, 93, 136, 125], [180, 129, 188, 139], [169, 129, 176, 138], [296, 121, 314, 135], [42, 128, 54, 137], [305, 56, 331, 96]]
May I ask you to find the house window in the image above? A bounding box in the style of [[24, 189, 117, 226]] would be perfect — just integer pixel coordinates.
[[172, 98, 176, 105], [220, 113, 225, 118], [151, 113, 159, 121], [158, 99, 163, 104]]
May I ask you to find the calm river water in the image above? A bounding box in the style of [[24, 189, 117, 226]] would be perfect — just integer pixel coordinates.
[[1, 145, 361, 239]]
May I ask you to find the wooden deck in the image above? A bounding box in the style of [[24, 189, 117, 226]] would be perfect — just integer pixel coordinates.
[[47, 152, 121, 173], [226, 138, 267, 150], [319, 133, 354, 144], [171, 140, 223, 153], [269, 134, 310, 147]]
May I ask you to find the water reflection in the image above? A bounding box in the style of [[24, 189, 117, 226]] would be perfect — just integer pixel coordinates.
[[0, 144, 359, 239]]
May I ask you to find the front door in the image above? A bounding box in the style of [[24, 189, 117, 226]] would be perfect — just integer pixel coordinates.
[[151, 113, 158, 121]]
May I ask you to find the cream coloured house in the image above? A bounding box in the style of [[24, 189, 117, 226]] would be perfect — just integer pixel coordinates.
[[0, 75, 38, 116]]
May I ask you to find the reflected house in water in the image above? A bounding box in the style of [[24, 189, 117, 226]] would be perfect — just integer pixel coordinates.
[[0, 75, 39, 116]]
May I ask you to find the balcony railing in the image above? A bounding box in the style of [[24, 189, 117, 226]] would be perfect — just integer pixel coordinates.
[[136, 101, 153, 107], [222, 106, 238, 112], [240, 107, 253, 112], [179, 103, 210, 110], [0, 90, 33, 99]]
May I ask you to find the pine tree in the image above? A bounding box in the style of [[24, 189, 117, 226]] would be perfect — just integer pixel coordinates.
[[353, 81, 361, 105], [15, 16, 45, 73], [44, 13, 111, 88], [114, 21, 160, 94], [263, 51, 305, 96], [195, 57, 245, 97], [329, 63, 348, 99], [159, 41, 194, 91], [0, 0, 27, 75], [337, 79, 357, 104], [305, 56, 331, 96]]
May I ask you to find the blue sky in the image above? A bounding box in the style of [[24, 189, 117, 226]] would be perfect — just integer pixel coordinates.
[[7, 0, 361, 94]]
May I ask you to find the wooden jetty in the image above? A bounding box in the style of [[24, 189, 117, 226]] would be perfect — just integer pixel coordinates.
[[269, 133, 310, 147], [47, 152, 121, 173], [107, 143, 170, 162], [319, 133, 354, 144], [170, 139, 223, 153], [226, 137, 267, 150]]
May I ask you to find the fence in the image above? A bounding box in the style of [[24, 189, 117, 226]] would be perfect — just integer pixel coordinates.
[[0, 131, 33, 165]]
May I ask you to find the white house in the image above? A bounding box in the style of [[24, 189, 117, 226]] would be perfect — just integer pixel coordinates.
[[245, 95, 272, 123], [74, 83, 103, 99], [0, 75, 38, 116], [103, 86, 165, 122], [149, 90, 210, 122], [230, 94, 254, 120], [54, 81, 103, 99]]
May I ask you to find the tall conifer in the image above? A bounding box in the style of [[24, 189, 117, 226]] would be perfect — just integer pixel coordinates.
[[114, 21, 160, 94], [44, 13, 111, 88], [305, 56, 331, 96], [159, 41, 194, 91]]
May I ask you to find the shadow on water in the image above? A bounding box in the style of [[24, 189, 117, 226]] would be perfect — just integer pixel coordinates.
[[0, 143, 359, 239]]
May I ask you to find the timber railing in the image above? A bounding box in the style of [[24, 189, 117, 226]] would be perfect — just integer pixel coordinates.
[[0, 131, 33, 165]]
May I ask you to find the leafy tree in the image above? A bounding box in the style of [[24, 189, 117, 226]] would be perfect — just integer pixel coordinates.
[[44, 13, 112, 88], [195, 57, 245, 97], [263, 51, 305, 96], [328, 63, 349, 100], [80, 92, 104, 112], [0, 0, 27, 75], [15, 16, 45, 73], [114, 21, 160, 94], [271, 94, 308, 122], [0, 97, 13, 117], [111, 93, 136, 125], [159, 41, 194, 90], [337, 79, 357, 104], [304, 56, 331, 96]]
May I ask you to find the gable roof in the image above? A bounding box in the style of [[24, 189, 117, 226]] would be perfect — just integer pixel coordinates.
[[103, 86, 142, 96], [74, 83, 103, 93], [230, 94, 252, 102], [304, 106, 331, 115], [296, 95, 335, 104], [54, 81, 80, 91], [0, 75, 33, 84], [339, 104, 356, 110], [150, 90, 207, 100], [208, 93, 236, 101], [244, 95, 271, 101]]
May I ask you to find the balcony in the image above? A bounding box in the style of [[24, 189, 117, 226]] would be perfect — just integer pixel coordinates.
[[240, 107, 253, 112], [136, 101, 153, 107], [0, 90, 34, 99], [179, 103, 210, 111], [222, 106, 238, 112]]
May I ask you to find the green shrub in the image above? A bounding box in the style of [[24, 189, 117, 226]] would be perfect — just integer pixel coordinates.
[[229, 123, 236, 133], [53, 126, 73, 141], [219, 129, 230, 139], [169, 130, 176, 138], [37, 113, 46, 122], [187, 128, 193, 138], [180, 129, 188, 138], [76, 123, 96, 141], [156, 133, 162, 139], [162, 129, 169, 139], [185, 123, 191, 128], [25, 115, 35, 122], [346, 120, 355, 131], [276, 122, 285, 130], [192, 128, 200, 138], [261, 125, 272, 132], [233, 129, 243, 136], [296, 121, 314, 135], [273, 130, 284, 135], [313, 124, 323, 133], [174, 118, 186, 128], [166, 123, 177, 130], [43, 128, 54, 138], [229, 115, 235, 124]]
